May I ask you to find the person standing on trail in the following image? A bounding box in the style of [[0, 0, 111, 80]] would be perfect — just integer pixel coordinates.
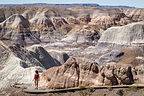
[[34, 70, 40, 89]]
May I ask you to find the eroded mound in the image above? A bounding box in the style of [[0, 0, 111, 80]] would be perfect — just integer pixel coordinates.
[[99, 21, 144, 45], [0, 7, 143, 45], [0, 40, 61, 90]]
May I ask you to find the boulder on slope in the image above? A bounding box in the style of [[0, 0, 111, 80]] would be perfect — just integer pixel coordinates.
[[97, 62, 134, 85]]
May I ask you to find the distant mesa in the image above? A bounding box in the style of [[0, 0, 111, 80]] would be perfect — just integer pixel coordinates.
[[0, 3, 135, 9]]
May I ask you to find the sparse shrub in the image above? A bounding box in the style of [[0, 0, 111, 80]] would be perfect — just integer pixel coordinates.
[[87, 87, 95, 92], [116, 89, 124, 96], [21, 86, 27, 89], [14, 82, 21, 85], [142, 88, 144, 92], [125, 88, 131, 91], [68, 94, 72, 96], [78, 83, 86, 88], [53, 88, 56, 90], [47, 77, 51, 81], [79, 90, 87, 96], [48, 93, 53, 96], [86, 87, 95, 96], [125, 85, 139, 92], [107, 86, 112, 91], [0, 37, 11, 40], [104, 94, 107, 96], [78, 87, 95, 96], [131, 85, 139, 92]]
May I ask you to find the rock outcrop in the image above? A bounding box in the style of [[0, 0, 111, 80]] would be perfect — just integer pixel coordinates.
[[132, 66, 144, 84], [39, 57, 100, 89], [39, 57, 137, 89], [97, 63, 134, 85]]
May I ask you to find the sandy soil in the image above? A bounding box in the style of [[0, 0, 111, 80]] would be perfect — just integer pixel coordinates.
[[1, 87, 144, 96]]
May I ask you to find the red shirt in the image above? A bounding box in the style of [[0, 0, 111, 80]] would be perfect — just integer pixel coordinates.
[[34, 74, 39, 80]]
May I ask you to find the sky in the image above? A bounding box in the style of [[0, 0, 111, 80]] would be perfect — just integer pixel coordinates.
[[0, 0, 143, 8]]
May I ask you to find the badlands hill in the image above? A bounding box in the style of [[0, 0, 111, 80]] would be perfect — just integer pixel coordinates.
[[0, 38, 70, 90], [0, 6, 143, 46], [0, 6, 144, 92], [99, 21, 144, 45]]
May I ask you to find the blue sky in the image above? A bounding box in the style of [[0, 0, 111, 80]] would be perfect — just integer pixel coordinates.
[[0, 0, 143, 8]]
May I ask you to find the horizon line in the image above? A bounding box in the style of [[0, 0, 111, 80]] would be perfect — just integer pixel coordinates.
[[0, 3, 136, 7]]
